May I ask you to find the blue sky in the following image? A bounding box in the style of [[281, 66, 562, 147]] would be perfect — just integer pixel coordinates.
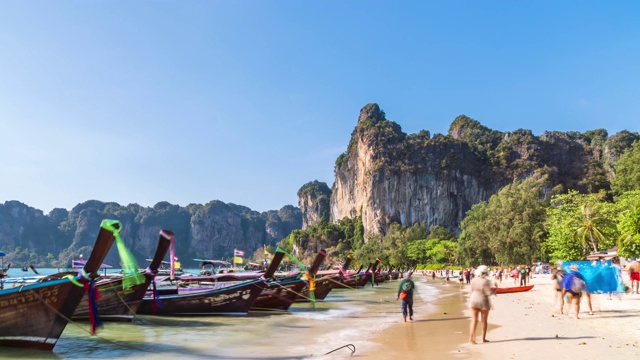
[[1, 1, 639, 214]]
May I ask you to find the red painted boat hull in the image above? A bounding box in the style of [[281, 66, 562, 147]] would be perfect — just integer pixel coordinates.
[[494, 285, 534, 294]]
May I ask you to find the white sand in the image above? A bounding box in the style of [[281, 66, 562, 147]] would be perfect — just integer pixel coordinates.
[[363, 274, 640, 360]]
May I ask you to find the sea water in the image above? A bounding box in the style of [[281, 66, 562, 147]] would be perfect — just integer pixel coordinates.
[[0, 270, 440, 359]]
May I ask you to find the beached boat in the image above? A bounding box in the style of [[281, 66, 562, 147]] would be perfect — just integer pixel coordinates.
[[251, 250, 311, 311], [262, 249, 326, 305], [0, 220, 119, 350], [70, 229, 173, 321], [137, 275, 268, 316], [330, 256, 368, 289], [137, 252, 278, 316], [494, 285, 534, 294], [297, 272, 337, 302]]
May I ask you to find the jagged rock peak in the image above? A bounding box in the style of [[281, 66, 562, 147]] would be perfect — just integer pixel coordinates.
[[358, 103, 386, 124], [448, 115, 498, 140]]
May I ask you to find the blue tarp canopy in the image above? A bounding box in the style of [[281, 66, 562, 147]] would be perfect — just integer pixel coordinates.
[[0, 251, 5, 257]]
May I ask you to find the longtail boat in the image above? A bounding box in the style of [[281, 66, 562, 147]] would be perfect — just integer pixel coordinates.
[[250, 249, 321, 311], [494, 285, 534, 294], [137, 276, 268, 316], [137, 247, 270, 316], [0, 220, 119, 350], [334, 258, 380, 289], [71, 229, 173, 321], [297, 273, 336, 302]]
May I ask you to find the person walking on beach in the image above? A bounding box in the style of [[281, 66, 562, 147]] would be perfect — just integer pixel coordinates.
[[551, 261, 566, 314], [629, 260, 640, 294], [519, 265, 527, 286], [469, 265, 495, 344], [397, 272, 415, 322], [562, 265, 587, 319]]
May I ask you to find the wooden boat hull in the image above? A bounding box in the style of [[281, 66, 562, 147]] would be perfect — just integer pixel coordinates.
[[333, 272, 372, 289], [137, 279, 267, 316], [0, 279, 83, 350], [0, 221, 118, 350], [251, 279, 306, 311], [72, 276, 150, 321], [297, 274, 339, 302], [495, 285, 534, 294]]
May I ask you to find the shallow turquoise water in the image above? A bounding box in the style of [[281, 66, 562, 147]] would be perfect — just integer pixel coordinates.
[[0, 270, 439, 359]]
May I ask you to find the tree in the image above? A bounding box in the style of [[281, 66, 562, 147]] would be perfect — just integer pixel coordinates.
[[615, 191, 640, 258], [458, 201, 494, 266], [459, 174, 549, 266], [544, 190, 617, 260], [612, 140, 640, 194]]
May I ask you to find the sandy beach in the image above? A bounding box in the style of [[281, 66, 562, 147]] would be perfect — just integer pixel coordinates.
[[363, 274, 640, 360]]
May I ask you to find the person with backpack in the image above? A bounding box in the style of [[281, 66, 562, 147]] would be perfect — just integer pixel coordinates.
[[396, 272, 415, 322], [561, 264, 587, 318], [519, 265, 527, 286]]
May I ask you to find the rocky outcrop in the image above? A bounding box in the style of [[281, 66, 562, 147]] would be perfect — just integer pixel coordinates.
[[297, 181, 331, 229], [0, 200, 302, 267], [328, 103, 639, 239]]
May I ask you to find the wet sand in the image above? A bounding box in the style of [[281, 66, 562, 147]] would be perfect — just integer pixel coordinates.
[[367, 279, 476, 359], [364, 275, 640, 360]]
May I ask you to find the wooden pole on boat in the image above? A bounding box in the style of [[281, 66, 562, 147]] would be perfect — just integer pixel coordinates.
[[83, 220, 120, 278], [307, 249, 327, 276], [169, 234, 176, 280], [342, 255, 353, 272], [263, 251, 285, 279], [149, 230, 174, 273]]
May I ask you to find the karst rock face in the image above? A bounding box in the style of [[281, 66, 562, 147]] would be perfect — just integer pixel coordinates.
[[323, 103, 639, 239], [0, 199, 302, 267], [297, 181, 331, 229]]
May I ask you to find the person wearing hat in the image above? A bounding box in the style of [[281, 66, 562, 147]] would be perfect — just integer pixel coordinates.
[[396, 272, 415, 322], [468, 265, 495, 344], [561, 264, 587, 318]]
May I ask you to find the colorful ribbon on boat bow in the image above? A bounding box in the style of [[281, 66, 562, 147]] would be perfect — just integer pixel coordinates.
[[65, 268, 102, 335], [145, 267, 162, 314], [325, 255, 351, 280], [275, 247, 307, 273], [301, 272, 316, 309], [107, 222, 145, 290]]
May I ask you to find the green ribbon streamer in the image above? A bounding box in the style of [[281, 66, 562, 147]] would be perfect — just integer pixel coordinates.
[[103, 220, 144, 290], [275, 247, 307, 273]]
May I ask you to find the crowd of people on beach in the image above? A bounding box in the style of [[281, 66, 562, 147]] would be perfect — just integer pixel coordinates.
[[408, 258, 640, 344]]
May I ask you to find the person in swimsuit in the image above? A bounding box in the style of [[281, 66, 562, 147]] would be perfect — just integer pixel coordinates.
[[629, 261, 640, 294], [561, 264, 587, 318], [468, 265, 495, 344]]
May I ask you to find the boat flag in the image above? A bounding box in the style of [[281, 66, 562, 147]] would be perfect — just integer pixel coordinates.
[[233, 256, 243, 264], [234, 249, 245, 257]]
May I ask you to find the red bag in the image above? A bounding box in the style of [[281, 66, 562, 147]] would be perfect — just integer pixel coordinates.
[[399, 290, 407, 300]]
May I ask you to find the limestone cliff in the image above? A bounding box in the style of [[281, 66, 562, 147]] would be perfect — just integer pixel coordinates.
[[297, 181, 331, 229], [0, 200, 302, 267], [328, 103, 640, 238]]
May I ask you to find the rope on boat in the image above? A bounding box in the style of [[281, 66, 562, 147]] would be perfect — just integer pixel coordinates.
[[269, 279, 314, 302], [33, 288, 155, 353], [323, 344, 356, 357], [323, 275, 359, 291]]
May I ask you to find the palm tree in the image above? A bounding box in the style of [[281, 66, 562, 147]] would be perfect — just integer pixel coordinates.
[[573, 203, 608, 253]]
